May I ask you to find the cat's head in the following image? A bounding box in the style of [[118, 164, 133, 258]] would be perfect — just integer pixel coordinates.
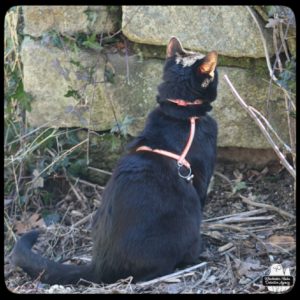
[[157, 37, 218, 117]]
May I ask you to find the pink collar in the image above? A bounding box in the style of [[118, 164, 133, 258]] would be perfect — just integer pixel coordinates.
[[167, 98, 203, 107]]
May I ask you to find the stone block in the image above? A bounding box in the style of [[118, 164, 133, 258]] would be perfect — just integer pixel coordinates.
[[22, 38, 288, 149], [122, 6, 275, 58], [23, 6, 118, 37]]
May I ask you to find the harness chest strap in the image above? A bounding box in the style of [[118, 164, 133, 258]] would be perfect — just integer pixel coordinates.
[[135, 145, 191, 170], [136, 99, 199, 182]]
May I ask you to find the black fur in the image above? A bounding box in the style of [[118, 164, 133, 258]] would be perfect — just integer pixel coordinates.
[[11, 37, 218, 284]]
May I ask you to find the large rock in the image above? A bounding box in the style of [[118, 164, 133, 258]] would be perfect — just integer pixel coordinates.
[[21, 37, 162, 132], [23, 6, 118, 37], [21, 37, 114, 130], [22, 38, 288, 149], [122, 6, 274, 58], [212, 67, 288, 148]]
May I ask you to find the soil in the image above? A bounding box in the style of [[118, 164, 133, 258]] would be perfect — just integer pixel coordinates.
[[4, 160, 296, 294]]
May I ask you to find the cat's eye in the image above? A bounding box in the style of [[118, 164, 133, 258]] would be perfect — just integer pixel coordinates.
[[201, 78, 212, 88]]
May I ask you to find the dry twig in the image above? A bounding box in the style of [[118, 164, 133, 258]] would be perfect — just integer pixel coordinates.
[[215, 215, 275, 224], [204, 208, 268, 223], [64, 168, 87, 210], [87, 166, 112, 176], [223, 74, 295, 179], [239, 194, 295, 219], [72, 212, 95, 228], [246, 6, 276, 81], [137, 262, 207, 287], [225, 254, 237, 288]]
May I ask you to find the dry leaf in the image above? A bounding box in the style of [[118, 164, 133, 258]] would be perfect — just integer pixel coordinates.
[[265, 235, 296, 254], [234, 258, 262, 278], [14, 213, 46, 234], [14, 221, 28, 235]]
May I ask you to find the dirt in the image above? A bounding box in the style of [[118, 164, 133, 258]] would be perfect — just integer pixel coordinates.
[[4, 160, 296, 294]]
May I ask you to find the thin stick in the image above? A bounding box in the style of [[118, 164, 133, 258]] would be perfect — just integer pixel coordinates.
[[4, 211, 17, 242], [215, 215, 275, 224], [279, 22, 290, 62], [246, 6, 295, 102], [5, 128, 56, 167], [223, 74, 295, 179], [69, 175, 105, 190], [64, 168, 87, 210], [214, 171, 234, 191], [225, 254, 236, 288], [87, 166, 112, 176], [203, 208, 267, 223], [272, 26, 283, 72], [239, 194, 295, 219], [249, 8, 276, 78], [137, 262, 207, 287], [246, 6, 277, 81], [72, 212, 95, 228], [249, 106, 292, 153]]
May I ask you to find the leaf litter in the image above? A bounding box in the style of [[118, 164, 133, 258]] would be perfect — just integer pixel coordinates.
[[4, 161, 295, 294]]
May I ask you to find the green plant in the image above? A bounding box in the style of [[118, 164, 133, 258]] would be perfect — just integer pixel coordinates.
[[277, 57, 296, 94], [5, 7, 32, 120], [111, 115, 135, 137]]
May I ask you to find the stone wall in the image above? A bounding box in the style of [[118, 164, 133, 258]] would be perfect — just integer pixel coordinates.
[[19, 6, 295, 157]]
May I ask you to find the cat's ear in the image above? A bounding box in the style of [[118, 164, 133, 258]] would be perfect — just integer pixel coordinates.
[[198, 51, 218, 77], [166, 37, 186, 58]]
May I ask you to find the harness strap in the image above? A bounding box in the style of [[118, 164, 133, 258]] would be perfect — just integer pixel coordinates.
[[136, 145, 191, 169], [136, 116, 198, 181], [178, 116, 197, 165], [136, 97, 201, 182]]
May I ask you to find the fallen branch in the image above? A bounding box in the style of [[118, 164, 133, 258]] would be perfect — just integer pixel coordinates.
[[137, 262, 207, 287], [223, 74, 295, 179], [239, 194, 295, 219]]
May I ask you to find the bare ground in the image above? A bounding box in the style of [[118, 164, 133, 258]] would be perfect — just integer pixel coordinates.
[[4, 160, 296, 294]]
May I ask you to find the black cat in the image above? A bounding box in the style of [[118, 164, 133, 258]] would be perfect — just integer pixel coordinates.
[[11, 37, 218, 284]]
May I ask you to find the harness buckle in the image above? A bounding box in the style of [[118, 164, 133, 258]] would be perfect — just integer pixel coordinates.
[[177, 162, 194, 182]]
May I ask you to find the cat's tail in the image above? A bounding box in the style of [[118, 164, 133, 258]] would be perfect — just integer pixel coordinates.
[[11, 230, 95, 285]]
